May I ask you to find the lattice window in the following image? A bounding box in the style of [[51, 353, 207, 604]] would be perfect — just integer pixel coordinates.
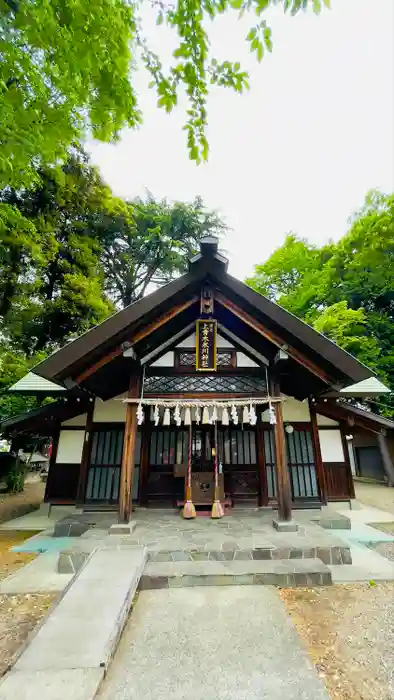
[[217, 352, 233, 367], [286, 430, 318, 499], [144, 374, 267, 394], [176, 350, 234, 367], [178, 351, 195, 366]]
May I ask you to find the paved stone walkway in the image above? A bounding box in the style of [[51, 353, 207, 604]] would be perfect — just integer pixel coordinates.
[[82, 509, 346, 556], [98, 586, 329, 700]]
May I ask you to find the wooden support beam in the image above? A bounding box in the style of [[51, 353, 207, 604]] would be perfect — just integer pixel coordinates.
[[216, 293, 332, 384], [76, 401, 94, 504], [340, 425, 356, 499], [308, 398, 327, 504], [272, 381, 292, 521], [131, 296, 198, 345], [377, 432, 394, 487], [74, 296, 198, 385], [138, 422, 151, 505], [119, 375, 140, 523], [256, 422, 268, 506], [44, 427, 60, 503], [315, 401, 384, 435]]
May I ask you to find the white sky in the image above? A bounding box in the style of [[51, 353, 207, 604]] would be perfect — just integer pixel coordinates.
[[89, 0, 394, 281]]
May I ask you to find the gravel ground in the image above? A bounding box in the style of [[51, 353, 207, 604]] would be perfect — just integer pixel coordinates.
[[0, 481, 45, 524], [281, 583, 394, 700], [0, 530, 56, 677], [368, 522, 394, 563], [0, 592, 55, 676], [355, 482, 394, 515]]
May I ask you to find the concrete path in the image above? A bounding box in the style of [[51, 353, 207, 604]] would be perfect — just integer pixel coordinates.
[[0, 547, 147, 700], [98, 587, 329, 700]]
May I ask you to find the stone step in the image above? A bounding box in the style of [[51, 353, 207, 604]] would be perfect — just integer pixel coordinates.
[[140, 557, 332, 589], [147, 544, 351, 565]]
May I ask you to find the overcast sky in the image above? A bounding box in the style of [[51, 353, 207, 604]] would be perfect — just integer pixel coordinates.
[[89, 0, 394, 281]]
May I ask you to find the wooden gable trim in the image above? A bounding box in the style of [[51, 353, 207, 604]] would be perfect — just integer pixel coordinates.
[[314, 401, 390, 435], [216, 293, 332, 384], [75, 296, 198, 385]]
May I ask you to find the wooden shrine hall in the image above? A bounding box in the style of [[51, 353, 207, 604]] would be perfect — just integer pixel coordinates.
[[3, 236, 394, 527]]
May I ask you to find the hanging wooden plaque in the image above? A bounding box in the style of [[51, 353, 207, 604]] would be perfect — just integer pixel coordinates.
[[196, 319, 217, 371]]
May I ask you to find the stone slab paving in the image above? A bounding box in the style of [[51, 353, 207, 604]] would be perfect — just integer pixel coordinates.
[[97, 586, 329, 700], [141, 557, 332, 588], [0, 547, 147, 700], [78, 509, 352, 563]]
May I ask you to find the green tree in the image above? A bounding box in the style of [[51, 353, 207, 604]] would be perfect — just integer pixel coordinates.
[[101, 195, 228, 306], [0, 151, 228, 360], [312, 301, 382, 374], [246, 190, 394, 413], [0, 202, 44, 318], [1, 151, 115, 354], [1, 0, 330, 187]]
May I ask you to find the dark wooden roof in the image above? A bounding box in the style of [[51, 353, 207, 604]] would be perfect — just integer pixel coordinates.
[[315, 400, 394, 433], [32, 237, 372, 388], [1, 399, 90, 437]]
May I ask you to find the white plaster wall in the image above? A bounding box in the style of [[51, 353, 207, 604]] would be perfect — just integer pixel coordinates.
[[236, 352, 258, 367], [318, 429, 345, 462], [316, 413, 339, 426], [56, 430, 85, 464], [151, 351, 174, 367], [176, 333, 234, 348], [93, 396, 127, 422], [61, 413, 87, 427], [262, 398, 310, 423]]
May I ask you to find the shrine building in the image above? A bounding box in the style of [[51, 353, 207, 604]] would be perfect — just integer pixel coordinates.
[[3, 236, 394, 525]]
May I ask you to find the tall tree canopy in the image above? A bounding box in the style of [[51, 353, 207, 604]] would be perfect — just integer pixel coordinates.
[[247, 190, 394, 414], [101, 195, 227, 306], [0, 151, 227, 418], [1, 0, 329, 187]]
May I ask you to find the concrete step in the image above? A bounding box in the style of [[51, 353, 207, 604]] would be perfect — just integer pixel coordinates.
[[140, 557, 332, 589], [147, 544, 352, 565]]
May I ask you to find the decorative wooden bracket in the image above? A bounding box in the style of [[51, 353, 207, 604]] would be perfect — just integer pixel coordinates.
[[200, 286, 214, 315]]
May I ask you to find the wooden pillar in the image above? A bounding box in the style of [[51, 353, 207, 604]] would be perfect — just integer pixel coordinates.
[[76, 400, 94, 505], [272, 381, 292, 522], [308, 398, 327, 504], [340, 425, 356, 499], [44, 426, 60, 503], [256, 422, 268, 506], [119, 375, 140, 523], [377, 431, 394, 487], [139, 421, 151, 505]]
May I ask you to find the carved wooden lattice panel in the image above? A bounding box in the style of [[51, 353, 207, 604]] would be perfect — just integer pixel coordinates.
[[178, 350, 233, 367], [144, 374, 267, 394]]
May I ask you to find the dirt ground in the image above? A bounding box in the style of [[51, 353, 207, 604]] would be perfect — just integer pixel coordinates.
[[0, 480, 45, 524], [0, 530, 56, 677], [281, 583, 394, 700], [355, 481, 394, 515]]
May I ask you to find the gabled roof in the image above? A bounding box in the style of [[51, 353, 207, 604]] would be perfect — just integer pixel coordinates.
[[340, 377, 391, 397], [30, 237, 375, 390], [8, 371, 66, 394]]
